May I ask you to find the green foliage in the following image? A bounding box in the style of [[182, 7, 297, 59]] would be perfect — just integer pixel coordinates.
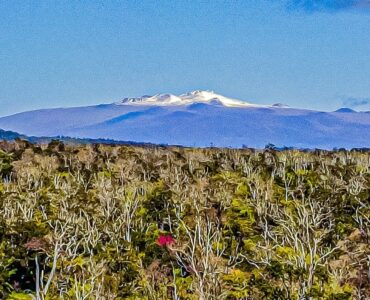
[[0, 150, 13, 178], [7, 292, 33, 300]]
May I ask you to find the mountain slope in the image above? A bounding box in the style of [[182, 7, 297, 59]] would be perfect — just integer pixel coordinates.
[[0, 91, 369, 149]]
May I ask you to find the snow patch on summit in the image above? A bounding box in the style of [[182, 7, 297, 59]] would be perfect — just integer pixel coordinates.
[[117, 90, 262, 108]]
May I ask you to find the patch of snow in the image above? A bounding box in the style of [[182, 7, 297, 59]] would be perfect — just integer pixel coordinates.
[[116, 90, 265, 107]]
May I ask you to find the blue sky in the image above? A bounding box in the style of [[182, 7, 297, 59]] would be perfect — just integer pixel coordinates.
[[1, 0, 370, 116]]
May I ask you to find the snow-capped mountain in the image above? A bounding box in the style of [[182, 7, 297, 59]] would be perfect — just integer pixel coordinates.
[[0, 91, 369, 149]]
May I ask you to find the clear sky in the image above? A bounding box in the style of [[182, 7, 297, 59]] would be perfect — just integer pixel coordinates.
[[1, 0, 370, 116]]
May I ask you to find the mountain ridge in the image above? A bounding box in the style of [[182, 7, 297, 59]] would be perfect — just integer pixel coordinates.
[[0, 91, 369, 149]]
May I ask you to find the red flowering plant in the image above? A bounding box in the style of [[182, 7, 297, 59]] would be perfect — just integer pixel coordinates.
[[156, 234, 175, 247]]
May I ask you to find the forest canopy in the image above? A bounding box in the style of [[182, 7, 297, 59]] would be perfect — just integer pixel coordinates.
[[0, 140, 369, 299]]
